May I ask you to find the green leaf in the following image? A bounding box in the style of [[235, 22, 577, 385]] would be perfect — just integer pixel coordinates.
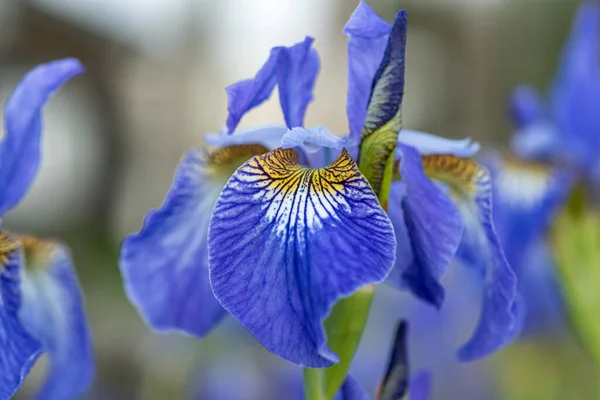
[[323, 285, 375, 399]]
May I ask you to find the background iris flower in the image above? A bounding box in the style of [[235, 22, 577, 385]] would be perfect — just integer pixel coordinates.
[[0, 59, 94, 400]]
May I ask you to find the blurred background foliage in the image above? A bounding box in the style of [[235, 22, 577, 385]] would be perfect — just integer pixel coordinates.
[[0, 0, 592, 398]]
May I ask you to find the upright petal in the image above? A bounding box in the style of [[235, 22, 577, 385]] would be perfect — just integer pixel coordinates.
[[0, 233, 41, 400], [17, 236, 94, 399], [509, 86, 545, 129], [421, 155, 518, 361], [208, 148, 396, 367], [121, 143, 270, 337], [377, 321, 409, 400], [389, 145, 463, 308], [225, 49, 280, 133], [277, 37, 320, 128], [344, 1, 392, 141], [0, 59, 84, 216], [550, 1, 600, 167]]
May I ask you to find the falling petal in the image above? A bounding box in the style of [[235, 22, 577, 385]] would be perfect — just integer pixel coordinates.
[[209, 148, 396, 366], [17, 236, 94, 399], [422, 155, 518, 361], [0, 233, 41, 399], [121, 144, 270, 337], [0, 58, 84, 216], [387, 145, 463, 308]]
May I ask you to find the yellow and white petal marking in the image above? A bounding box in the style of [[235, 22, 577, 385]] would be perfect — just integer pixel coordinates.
[[17, 235, 56, 270], [494, 157, 556, 209], [208, 147, 396, 366], [238, 148, 367, 232], [0, 232, 19, 268]]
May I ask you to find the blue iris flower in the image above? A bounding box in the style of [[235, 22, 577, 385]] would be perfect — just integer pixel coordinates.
[[510, 1, 600, 182], [0, 59, 94, 399], [121, 1, 517, 367]]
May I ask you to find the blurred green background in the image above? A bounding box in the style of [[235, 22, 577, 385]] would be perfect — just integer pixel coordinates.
[[0, 0, 591, 398]]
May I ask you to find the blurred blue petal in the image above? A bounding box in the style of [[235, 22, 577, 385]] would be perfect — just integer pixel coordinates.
[[343, 1, 391, 141], [488, 154, 571, 275], [409, 370, 431, 400], [225, 49, 279, 133], [0, 235, 41, 400], [121, 144, 271, 337], [509, 85, 545, 128], [18, 238, 94, 400], [334, 374, 369, 400], [398, 130, 479, 158], [388, 145, 463, 308], [424, 156, 519, 360], [510, 122, 560, 161], [208, 147, 396, 366], [550, 1, 600, 170], [0, 58, 84, 216], [277, 37, 320, 128]]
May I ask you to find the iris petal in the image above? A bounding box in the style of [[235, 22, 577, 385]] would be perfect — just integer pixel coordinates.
[[277, 37, 320, 128], [0, 234, 41, 399], [487, 154, 571, 275], [205, 125, 287, 151], [334, 374, 369, 400], [225, 49, 279, 133], [343, 1, 391, 141], [421, 155, 518, 361], [409, 370, 431, 400], [509, 86, 545, 129], [0, 58, 84, 216], [550, 1, 600, 166], [388, 145, 463, 308], [121, 144, 269, 337], [398, 130, 479, 158], [208, 148, 396, 367], [17, 236, 94, 399]]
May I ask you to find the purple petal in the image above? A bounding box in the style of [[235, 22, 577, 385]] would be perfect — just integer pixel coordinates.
[[0, 58, 84, 216], [18, 238, 94, 399], [343, 1, 391, 141], [388, 145, 463, 308], [398, 130, 479, 158], [420, 156, 518, 361], [121, 146, 268, 337], [225, 49, 280, 133], [409, 370, 431, 400], [334, 374, 369, 400], [509, 85, 545, 129], [277, 37, 320, 128], [208, 148, 396, 367], [0, 234, 41, 399]]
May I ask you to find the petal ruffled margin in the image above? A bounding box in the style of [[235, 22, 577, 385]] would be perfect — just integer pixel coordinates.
[[421, 155, 519, 361], [0, 58, 84, 216], [343, 1, 392, 141], [208, 148, 396, 367], [388, 144, 463, 308], [0, 234, 41, 399], [226, 37, 319, 133], [121, 144, 270, 337]]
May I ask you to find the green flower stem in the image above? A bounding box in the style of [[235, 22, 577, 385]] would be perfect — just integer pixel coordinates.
[[304, 368, 326, 400]]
